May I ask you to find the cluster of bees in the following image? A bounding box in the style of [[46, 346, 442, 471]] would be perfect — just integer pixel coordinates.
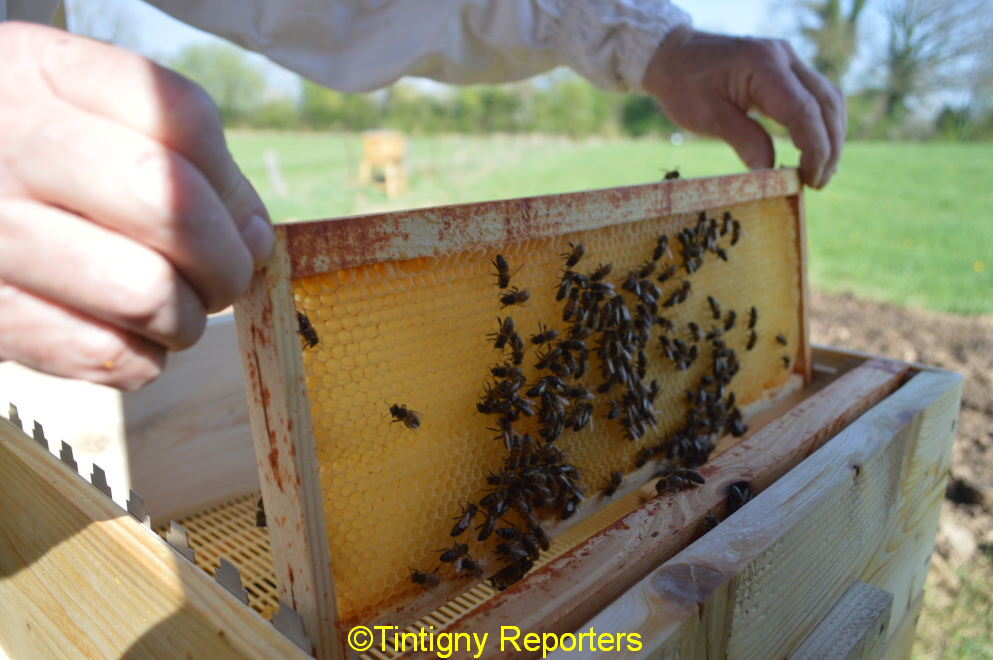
[[407, 209, 789, 596]]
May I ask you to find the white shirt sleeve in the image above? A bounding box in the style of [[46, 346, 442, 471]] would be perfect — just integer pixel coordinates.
[[139, 0, 691, 93]]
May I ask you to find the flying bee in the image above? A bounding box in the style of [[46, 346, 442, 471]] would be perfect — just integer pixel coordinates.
[[663, 167, 680, 180], [590, 263, 613, 282], [746, 330, 758, 351], [561, 242, 585, 268], [724, 310, 737, 332], [255, 496, 266, 528], [493, 254, 512, 289], [296, 311, 319, 348], [451, 502, 478, 537], [707, 295, 721, 320], [500, 287, 530, 309], [439, 542, 469, 563], [531, 324, 558, 345], [389, 403, 421, 429], [653, 234, 672, 261], [409, 567, 440, 589], [603, 470, 623, 497], [655, 468, 705, 496], [489, 316, 515, 350], [748, 306, 758, 329], [776, 333, 788, 345]]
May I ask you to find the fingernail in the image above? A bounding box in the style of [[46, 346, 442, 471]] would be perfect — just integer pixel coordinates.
[[243, 213, 274, 266]]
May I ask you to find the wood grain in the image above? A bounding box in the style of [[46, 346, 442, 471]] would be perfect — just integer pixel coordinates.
[[0, 415, 309, 659], [563, 368, 959, 660], [789, 581, 893, 660], [408, 357, 909, 658], [233, 232, 338, 659]]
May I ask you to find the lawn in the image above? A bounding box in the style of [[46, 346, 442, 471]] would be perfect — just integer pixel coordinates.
[[228, 133, 993, 315]]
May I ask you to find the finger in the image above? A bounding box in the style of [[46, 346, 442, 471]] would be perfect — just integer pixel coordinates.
[[0, 199, 207, 350], [746, 43, 831, 188], [0, 280, 166, 391], [11, 112, 253, 313], [788, 58, 846, 186], [30, 24, 274, 261], [697, 100, 776, 172]]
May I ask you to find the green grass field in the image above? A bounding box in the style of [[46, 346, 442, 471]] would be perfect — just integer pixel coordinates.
[[228, 133, 993, 315]]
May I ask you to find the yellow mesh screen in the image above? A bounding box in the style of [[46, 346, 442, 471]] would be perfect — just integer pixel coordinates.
[[293, 197, 800, 623]]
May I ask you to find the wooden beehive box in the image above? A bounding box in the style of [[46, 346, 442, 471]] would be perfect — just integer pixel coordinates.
[[0, 170, 961, 659]]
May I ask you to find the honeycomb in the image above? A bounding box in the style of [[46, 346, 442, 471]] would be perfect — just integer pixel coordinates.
[[292, 196, 800, 625]]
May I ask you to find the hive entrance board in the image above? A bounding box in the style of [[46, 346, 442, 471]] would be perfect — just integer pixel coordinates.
[[233, 169, 809, 659]]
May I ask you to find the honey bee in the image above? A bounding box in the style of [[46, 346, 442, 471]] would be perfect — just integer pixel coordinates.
[[490, 364, 522, 379], [776, 333, 788, 345], [500, 287, 530, 309], [389, 403, 421, 430], [746, 330, 758, 351], [476, 510, 499, 542], [455, 555, 484, 579], [688, 322, 704, 342], [296, 311, 319, 348], [655, 468, 705, 496], [703, 511, 720, 529], [653, 235, 672, 261], [590, 263, 613, 282], [656, 263, 677, 284], [255, 496, 266, 528], [439, 542, 469, 564], [561, 242, 585, 268], [602, 470, 623, 497], [410, 567, 441, 589], [782, 355, 791, 369], [638, 260, 657, 279], [724, 310, 737, 332], [731, 219, 743, 245], [509, 332, 525, 365], [707, 295, 721, 320], [715, 247, 729, 262], [663, 168, 680, 180], [493, 254, 512, 289], [531, 324, 558, 345], [451, 502, 478, 537], [489, 316, 515, 350], [748, 306, 758, 329], [726, 481, 753, 513]]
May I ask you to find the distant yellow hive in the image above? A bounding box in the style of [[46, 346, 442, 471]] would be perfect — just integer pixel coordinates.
[[292, 195, 800, 624]]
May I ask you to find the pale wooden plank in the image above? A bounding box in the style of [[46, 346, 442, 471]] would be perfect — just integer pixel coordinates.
[[789, 581, 893, 660], [233, 233, 339, 659], [878, 590, 924, 660], [0, 315, 257, 525], [284, 169, 800, 278], [567, 368, 958, 660], [407, 358, 907, 659], [0, 415, 309, 659]]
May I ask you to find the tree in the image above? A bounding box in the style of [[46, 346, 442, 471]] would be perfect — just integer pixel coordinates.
[[880, 0, 992, 121], [798, 0, 869, 86], [300, 80, 380, 131], [169, 43, 266, 126]]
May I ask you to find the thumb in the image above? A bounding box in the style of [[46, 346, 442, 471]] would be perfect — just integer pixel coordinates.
[[706, 101, 776, 171], [214, 162, 274, 266]]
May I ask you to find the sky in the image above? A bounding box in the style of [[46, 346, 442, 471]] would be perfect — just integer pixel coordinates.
[[83, 0, 794, 96]]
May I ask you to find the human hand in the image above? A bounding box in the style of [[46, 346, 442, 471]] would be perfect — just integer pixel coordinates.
[[0, 22, 273, 390], [643, 26, 846, 189]]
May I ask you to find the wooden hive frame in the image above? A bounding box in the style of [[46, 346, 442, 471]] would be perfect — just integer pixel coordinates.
[[233, 169, 819, 658]]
